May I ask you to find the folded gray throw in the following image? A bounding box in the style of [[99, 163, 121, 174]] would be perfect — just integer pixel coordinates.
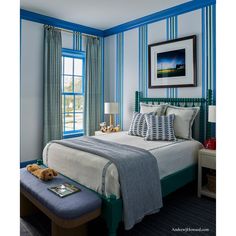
[[52, 136, 163, 230]]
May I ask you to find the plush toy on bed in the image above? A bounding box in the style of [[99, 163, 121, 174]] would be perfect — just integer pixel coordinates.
[[26, 164, 57, 181]]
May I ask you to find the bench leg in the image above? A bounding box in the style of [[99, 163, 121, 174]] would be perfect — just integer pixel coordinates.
[[20, 193, 39, 217], [51, 222, 87, 236]]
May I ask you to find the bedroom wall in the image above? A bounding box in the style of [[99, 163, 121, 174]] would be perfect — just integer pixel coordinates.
[[20, 20, 85, 162], [20, 20, 44, 163], [104, 5, 216, 131]]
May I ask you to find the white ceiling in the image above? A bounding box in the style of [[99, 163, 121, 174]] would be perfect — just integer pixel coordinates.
[[20, 0, 191, 30]]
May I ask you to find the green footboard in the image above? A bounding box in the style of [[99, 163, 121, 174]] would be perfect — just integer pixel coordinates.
[[161, 164, 197, 197]]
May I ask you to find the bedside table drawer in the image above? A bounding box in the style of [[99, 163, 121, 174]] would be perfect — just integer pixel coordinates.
[[200, 155, 216, 169]]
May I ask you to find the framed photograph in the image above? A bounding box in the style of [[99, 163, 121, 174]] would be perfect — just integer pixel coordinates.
[[148, 35, 197, 88]]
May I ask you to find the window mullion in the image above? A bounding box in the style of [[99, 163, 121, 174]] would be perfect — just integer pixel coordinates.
[[64, 95, 65, 133], [82, 57, 85, 95], [62, 57, 65, 133], [74, 95, 76, 131], [73, 58, 75, 131], [62, 56, 64, 93]]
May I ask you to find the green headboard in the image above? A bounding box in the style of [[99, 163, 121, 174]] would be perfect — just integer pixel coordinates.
[[135, 90, 213, 143]]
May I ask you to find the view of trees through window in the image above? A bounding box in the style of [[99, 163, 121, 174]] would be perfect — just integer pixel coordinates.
[[62, 52, 84, 135]]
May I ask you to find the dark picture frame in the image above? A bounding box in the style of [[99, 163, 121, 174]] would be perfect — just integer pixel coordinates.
[[148, 35, 197, 88]]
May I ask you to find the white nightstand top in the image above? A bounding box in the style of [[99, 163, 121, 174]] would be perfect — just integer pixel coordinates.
[[95, 130, 120, 136], [199, 149, 216, 157]]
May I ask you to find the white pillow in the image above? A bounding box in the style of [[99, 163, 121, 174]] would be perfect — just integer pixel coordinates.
[[165, 105, 200, 139], [140, 103, 167, 116]]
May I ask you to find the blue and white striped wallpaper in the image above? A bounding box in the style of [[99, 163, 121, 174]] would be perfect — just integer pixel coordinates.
[[202, 5, 216, 101], [166, 16, 178, 98], [105, 4, 216, 130]]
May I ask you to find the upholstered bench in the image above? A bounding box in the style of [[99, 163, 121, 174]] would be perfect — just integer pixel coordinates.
[[20, 167, 101, 236]]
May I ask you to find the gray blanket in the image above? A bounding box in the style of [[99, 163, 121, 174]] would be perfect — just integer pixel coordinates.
[[52, 137, 163, 230]]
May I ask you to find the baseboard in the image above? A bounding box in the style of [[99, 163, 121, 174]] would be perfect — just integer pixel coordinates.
[[20, 160, 37, 168]]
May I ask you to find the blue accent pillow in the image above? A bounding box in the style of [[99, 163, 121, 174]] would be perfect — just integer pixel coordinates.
[[128, 112, 154, 137], [144, 113, 176, 141]]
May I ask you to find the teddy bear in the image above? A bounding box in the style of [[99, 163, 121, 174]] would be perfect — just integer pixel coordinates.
[[113, 125, 120, 132], [100, 122, 107, 132], [26, 164, 57, 181]]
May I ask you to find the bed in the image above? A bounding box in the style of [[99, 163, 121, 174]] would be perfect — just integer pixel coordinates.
[[42, 90, 212, 236], [43, 132, 202, 198]]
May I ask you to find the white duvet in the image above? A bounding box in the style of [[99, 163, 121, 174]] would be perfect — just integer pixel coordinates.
[[43, 131, 202, 198]]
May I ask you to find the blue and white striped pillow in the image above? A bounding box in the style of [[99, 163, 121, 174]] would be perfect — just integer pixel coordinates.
[[128, 112, 154, 137], [144, 114, 176, 141]]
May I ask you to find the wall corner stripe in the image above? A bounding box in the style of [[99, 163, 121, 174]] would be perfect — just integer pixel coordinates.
[[139, 25, 148, 97], [115, 33, 124, 129]]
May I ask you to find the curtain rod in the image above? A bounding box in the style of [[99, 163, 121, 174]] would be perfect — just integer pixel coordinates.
[[44, 25, 99, 39]]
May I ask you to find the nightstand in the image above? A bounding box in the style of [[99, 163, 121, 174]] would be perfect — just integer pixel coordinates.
[[198, 149, 216, 199]]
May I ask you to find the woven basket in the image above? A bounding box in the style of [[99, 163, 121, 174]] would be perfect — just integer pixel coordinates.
[[207, 174, 216, 193]]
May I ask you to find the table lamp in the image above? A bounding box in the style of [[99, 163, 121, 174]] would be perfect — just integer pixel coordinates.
[[104, 102, 118, 127], [205, 105, 216, 150], [208, 105, 216, 123]]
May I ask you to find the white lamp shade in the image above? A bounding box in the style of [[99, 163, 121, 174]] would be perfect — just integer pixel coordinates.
[[104, 102, 118, 114], [208, 105, 216, 123]]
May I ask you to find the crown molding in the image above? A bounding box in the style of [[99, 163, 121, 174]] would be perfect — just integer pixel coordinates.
[[103, 0, 216, 36], [20, 9, 104, 37], [20, 0, 216, 38]]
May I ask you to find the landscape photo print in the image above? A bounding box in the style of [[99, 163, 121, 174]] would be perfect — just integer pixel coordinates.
[[149, 35, 196, 88], [157, 49, 186, 78]]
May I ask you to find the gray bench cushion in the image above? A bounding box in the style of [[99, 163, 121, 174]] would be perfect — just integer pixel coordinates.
[[20, 168, 101, 220]]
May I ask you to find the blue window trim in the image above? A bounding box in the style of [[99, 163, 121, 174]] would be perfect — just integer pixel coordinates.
[[62, 48, 85, 138], [63, 131, 84, 138], [63, 131, 84, 139], [62, 48, 86, 59]]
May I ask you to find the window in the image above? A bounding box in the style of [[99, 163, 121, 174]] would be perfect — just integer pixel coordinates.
[[61, 48, 85, 138]]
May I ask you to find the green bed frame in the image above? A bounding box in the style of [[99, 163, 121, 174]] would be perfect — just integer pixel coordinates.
[[98, 90, 213, 236], [38, 90, 212, 236]]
